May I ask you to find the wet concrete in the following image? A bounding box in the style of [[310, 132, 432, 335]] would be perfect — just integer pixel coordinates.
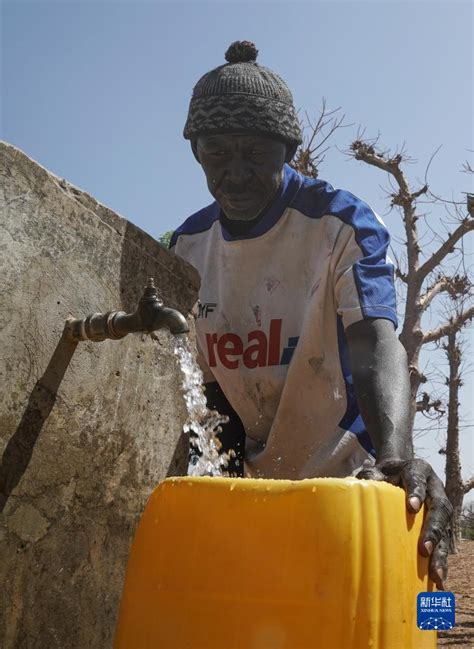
[[0, 141, 200, 648]]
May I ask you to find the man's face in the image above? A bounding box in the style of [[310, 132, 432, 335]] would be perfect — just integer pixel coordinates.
[[196, 133, 288, 221]]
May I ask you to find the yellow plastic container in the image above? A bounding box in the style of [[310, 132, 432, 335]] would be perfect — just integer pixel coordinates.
[[114, 477, 436, 649]]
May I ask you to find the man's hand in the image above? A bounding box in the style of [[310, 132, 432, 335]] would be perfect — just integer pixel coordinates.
[[355, 458, 453, 590]]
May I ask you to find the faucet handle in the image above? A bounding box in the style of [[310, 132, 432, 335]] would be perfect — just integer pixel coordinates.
[[141, 277, 163, 304]]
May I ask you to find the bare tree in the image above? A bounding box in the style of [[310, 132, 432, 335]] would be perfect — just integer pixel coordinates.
[[290, 99, 351, 178], [348, 143, 474, 551], [442, 327, 474, 551], [349, 139, 474, 430]]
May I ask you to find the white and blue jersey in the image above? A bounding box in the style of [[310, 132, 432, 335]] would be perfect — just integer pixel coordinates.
[[170, 164, 397, 479]]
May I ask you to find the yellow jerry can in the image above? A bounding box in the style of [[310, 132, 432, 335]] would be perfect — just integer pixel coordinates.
[[114, 477, 436, 649]]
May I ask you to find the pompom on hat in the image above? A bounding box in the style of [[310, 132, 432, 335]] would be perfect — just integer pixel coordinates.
[[183, 41, 302, 147]]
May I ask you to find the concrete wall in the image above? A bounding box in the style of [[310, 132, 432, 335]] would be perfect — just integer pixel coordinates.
[[0, 142, 200, 648]]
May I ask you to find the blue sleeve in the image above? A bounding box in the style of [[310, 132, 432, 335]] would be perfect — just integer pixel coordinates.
[[331, 190, 398, 328]]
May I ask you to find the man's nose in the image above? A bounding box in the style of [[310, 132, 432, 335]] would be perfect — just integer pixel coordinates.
[[224, 158, 253, 186]]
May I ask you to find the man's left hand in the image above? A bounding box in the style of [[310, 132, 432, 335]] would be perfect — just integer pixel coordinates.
[[355, 458, 453, 590]]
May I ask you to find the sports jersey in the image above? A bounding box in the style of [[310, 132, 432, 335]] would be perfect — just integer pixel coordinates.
[[170, 164, 397, 479]]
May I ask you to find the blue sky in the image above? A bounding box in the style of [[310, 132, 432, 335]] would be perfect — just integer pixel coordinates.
[[2, 0, 473, 481]]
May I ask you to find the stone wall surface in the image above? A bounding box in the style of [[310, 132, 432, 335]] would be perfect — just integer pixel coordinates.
[[0, 141, 200, 648]]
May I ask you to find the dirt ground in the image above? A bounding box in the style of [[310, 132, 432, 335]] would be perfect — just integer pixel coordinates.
[[438, 540, 474, 648]]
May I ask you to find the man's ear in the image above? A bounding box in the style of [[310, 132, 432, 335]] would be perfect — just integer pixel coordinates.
[[191, 140, 201, 163], [285, 143, 298, 163]]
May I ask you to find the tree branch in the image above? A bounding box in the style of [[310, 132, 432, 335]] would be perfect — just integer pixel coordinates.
[[464, 477, 474, 494], [417, 217, 474, 281], [412, 184, 429, 200], [467, 194, 474, 217], [423, 306, 474, 343], [420, 274, 472, 311], [292, 100, 351, 178], [350, 140, 422, 276], [416, 392, 445, 415]]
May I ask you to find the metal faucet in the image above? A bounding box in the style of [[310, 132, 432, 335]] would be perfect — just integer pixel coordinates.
[[64, 278, 189, 342]]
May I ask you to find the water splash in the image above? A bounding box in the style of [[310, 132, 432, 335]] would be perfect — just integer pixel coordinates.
[[174, 336, 232, 476]]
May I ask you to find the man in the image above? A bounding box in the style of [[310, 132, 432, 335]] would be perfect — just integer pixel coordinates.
[[170, 41, 452, 588]]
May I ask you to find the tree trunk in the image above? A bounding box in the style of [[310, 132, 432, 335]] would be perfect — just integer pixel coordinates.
[[399, 289, 424, 433], [444, 331, 464, 553]]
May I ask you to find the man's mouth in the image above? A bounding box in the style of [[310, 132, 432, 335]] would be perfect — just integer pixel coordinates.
[[222, 193, 256, 205], [226, 195, 252, 203]]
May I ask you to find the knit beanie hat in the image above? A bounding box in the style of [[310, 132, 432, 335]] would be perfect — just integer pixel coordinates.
[[183, 41, 302, 147]]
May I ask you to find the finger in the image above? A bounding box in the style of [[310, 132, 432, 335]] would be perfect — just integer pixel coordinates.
[[418, 472, 453, 557], [354, 465, 386, 481], [399, 459, 431, 513], [429, 532, 449, 590]]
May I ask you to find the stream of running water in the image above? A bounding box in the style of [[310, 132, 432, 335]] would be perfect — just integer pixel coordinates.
[[174, 336, 232, 476]]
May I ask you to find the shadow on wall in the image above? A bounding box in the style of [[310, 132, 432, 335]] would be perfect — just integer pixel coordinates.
[[0, 335, 77, 512], [166, 432, 189, 478]]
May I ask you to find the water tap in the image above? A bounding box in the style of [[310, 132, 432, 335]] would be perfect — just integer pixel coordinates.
[[64, 278, 189, 342]]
